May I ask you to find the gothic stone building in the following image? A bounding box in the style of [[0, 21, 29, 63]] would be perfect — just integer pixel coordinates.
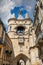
[[8, 11, 43, 65], [34, 0, 43, 64], [0, 0, 43, 65], [0, 19, 13, 65], [8, 13, 36, 65]]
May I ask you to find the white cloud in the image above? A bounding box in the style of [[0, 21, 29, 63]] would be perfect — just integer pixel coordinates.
[[26, 6, 32, 12], [0, 0, 15, 13], [0, 0, 23, 27], [12, 0, 22, 6], [0, 0, 36, 31], [0, 0, 16, 26], [21, 0, 36, 12]]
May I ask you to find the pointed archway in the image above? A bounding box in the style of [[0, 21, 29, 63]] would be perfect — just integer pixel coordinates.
[[14, 53, 29, 65]]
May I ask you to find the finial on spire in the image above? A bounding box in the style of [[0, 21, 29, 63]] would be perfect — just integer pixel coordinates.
[[25, 13, 29, 19], [17, 9, 24, 19], [19, 9, 22, 15]]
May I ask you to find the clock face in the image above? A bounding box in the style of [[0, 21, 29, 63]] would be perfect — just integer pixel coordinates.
[[16, 26, 25, 34]]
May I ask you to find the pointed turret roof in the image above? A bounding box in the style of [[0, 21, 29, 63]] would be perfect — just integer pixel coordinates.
[[25, 13, 29, 19], [17, 9, 24, 20], [9, 13, 16, 19], [17, 14, 24, 20]]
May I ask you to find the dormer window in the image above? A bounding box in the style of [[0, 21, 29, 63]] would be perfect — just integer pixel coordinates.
[[16, 26, 25, 35]]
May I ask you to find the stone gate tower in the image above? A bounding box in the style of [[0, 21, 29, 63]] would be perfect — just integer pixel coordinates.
[[8, 12, 41, 65]]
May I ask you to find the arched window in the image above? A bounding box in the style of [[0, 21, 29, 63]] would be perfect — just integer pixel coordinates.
[[16, 26, 25, 34]]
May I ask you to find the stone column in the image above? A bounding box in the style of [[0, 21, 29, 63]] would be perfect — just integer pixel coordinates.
[[29, 34, 34, 47], [26, 60, 30, 65], [29, 27, 36, 47], [32, 28, 36, 46]]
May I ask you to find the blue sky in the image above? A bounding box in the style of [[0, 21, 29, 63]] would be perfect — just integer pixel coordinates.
[[0, 0, 36, 31]]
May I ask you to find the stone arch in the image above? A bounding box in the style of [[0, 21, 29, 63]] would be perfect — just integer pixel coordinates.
[[14, 53, 29, 65]]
